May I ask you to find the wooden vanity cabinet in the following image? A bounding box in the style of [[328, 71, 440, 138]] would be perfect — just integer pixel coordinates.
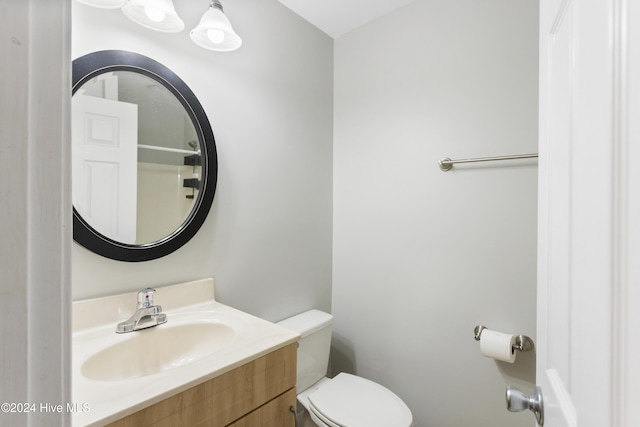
[[106, 343, 297, 427]]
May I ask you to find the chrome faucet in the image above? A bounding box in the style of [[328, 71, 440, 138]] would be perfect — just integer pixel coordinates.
[[116, 288, 168, 333]]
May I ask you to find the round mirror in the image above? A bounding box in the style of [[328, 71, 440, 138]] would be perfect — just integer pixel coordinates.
[[72, 50, 217, 261]]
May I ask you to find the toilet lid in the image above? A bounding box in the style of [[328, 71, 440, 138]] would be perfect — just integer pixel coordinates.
[[308, 373, 413, 427]]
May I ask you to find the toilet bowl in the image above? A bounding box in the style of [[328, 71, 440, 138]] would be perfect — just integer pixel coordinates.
[[277, 310, 413, 427]]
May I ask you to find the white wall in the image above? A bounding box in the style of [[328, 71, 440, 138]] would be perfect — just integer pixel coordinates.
[[71, 0, 334, 322], [332, 1, 538, 426]]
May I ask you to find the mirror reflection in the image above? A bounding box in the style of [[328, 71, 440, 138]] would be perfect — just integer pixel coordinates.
[[72, 71, 202, 245]]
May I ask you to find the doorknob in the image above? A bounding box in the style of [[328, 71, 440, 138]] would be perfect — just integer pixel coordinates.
[[506, 385, 544, 426]]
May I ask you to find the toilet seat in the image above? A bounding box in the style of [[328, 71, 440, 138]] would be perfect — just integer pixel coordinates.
[[307, 373, 413, 427]]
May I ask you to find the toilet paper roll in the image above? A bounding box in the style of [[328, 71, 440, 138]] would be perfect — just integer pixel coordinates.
[[480, 329, 517, 363]]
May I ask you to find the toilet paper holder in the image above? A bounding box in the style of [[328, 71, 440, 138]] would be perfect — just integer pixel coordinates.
[[474, 325, 534, 352]]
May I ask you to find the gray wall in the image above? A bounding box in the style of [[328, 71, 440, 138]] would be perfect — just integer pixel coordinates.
[[332, 1, 539, 426], [73, 0, 539, 425], [71, 0, 334, 322]]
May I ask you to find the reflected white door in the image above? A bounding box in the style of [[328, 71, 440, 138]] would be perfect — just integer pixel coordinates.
[[537, 0, 635, 426], [72, 93, 138, 244]]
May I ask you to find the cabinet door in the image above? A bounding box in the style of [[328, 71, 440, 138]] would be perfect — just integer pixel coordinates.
[[106, 344, 297, 427], [227, 389, 296, 427]]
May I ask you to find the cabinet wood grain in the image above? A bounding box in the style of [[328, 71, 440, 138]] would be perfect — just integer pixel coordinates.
[[106, 343, 297, 427], [226, 388, 296, 427]]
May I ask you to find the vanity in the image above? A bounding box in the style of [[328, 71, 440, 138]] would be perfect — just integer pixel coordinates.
[[72, 279, 300, 426]]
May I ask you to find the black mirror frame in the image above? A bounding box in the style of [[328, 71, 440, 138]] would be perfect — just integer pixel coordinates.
[[72, 50, 218, 262]]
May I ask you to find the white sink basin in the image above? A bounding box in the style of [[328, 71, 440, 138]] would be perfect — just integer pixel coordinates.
[[81, 320, 235, 381]]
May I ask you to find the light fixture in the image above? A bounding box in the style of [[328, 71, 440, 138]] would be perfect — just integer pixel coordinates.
[[74, 0, 126, 8], [121, 0, 185, 33], [190, 0, 242, 52], [75, 0, 242, 52]]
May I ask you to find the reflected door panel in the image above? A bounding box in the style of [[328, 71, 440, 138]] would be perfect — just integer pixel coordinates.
[[72, 93, 138, 244]]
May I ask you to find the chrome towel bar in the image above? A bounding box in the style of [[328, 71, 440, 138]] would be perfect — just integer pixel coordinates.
[[438, 153, 538, 171]]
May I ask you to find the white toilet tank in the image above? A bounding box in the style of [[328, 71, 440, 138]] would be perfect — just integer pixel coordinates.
[[277, 309, 333, 393]]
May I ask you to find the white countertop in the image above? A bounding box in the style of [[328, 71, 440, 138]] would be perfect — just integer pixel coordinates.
[[72, 279, 300, 426]]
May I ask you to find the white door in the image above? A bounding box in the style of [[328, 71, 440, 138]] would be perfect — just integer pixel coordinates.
[[72, 93, 138, 244], [536, 0, 639, 426]]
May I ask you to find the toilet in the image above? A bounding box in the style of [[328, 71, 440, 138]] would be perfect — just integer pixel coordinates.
[[278, 310, 413, 427]]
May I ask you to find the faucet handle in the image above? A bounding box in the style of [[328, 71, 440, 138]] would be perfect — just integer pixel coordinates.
[[137, 288, 156, 308]]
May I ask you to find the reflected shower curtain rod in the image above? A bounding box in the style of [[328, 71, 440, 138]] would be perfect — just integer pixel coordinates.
[[438, 153, 538, 171], [138, 144, 201, 155]]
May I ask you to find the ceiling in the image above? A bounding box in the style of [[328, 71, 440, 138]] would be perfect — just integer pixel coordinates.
[[276, 0, 417, 39]]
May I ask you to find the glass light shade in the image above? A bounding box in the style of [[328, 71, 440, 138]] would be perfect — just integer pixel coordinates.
[[74, 0, 127, 8], [121, 0, 184, 33], [190, 6, 242, 52]]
